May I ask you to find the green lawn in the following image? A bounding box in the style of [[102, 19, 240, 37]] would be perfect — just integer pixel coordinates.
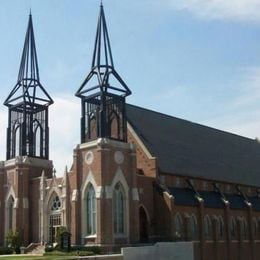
[[0, 256, 79, 260]]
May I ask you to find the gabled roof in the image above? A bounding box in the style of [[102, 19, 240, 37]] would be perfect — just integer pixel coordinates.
[[126, 104, 260, 187]]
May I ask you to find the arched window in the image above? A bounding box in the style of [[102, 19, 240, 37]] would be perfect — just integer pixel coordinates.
[[218, 216, 224, 239], [48, 195, 62, 243], [204, 215, 212, 239], [86, 184, 96, 235], [240, 218, 248, 240], [89, 113, 97, 140], [230, 217, 236, 239], [33, 120, 43, 157], [109, 111, 119, 139], [252, 218, 258, 239], [174, 213, 183, 239], [190, 214, 198, 240], [113, 183, 125, 234], [7, 196, 14, 231], [14, 124, 21, 157]]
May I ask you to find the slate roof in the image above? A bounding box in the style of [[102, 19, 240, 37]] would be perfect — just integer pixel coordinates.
[[224, 194, 248, 210], [167, 187, 259, 210], [126, 104, 260, 187], [168, 187, 199, 206], [249, 196, 260, 211], [199, 190, 225, 208]]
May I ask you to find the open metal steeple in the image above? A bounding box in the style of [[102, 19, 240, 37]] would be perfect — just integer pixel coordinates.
[[75, 3, 131, 98], [4, 14, 53, 160], [4, 14, 53, 107], [75, 4, 131, 143]]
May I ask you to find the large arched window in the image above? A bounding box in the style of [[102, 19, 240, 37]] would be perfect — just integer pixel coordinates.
[[113, 182, 125, 234], [174, 213, 183, 239], [230, 217, 236, 239], [204, 215, 212, 239], [86, 184, 96, 235]]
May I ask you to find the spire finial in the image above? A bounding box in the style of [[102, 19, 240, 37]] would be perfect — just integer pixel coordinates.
[[100, 0, 103, 7], [29, 8, 31, 16]]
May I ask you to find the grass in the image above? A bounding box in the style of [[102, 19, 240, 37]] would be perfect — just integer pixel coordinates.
[[0, 256, 79, 259]]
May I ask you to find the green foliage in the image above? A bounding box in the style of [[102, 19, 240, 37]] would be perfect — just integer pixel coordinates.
[[44, 246, 54, 252], [0, 246, 13, 255], [5, 230, 20, 249], [55, 226, 68, 244], [70, 245, 100, 254]]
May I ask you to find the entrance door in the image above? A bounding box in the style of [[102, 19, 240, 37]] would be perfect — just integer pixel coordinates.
[[139, 207, 148, 242]]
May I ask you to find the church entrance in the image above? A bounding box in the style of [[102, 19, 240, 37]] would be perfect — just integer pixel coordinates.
[[139, 206, 149, 242], [48, 214, 62, 243], [48, 195, 62, 244]]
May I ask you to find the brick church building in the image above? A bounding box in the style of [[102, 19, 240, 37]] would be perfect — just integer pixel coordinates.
[[0, 4, 260, 260]]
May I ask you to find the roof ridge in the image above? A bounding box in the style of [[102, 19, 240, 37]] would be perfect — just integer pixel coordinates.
[[126, 103, 258, 143]]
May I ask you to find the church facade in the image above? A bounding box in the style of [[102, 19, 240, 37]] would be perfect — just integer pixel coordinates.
[[0, 4, 260, 260]]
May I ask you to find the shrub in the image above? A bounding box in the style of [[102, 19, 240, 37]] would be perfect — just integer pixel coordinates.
[[5, 230, 20, 254], [0, 247, 13, 255], [70, 245, 101, 254]]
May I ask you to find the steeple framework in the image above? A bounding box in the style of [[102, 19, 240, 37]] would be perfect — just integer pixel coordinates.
[[76, 4, 131, 143], [4, 14, 53, 160]]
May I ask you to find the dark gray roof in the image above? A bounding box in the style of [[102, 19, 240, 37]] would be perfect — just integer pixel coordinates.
[[199, 190, 225, 208], [126, 104, 260, 187], [168, 187, 199, 207]]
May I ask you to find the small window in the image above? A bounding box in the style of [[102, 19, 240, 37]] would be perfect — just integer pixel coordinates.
[[218, 216, 224, 239], [174, 213, 183, 239], [51, 196, 61, 211], [203, 181, 208, 190], [240, 218, 248, 240], [176, 177, 181, 187], [230, 217, 236, 239], [252, 218, 258, 239], [189, 215, 198, 240], [226, 185, 231, 192], [204, 215, 212, 239]]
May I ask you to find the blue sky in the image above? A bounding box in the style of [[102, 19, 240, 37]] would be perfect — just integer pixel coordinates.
[[0, 0, 260, 175]]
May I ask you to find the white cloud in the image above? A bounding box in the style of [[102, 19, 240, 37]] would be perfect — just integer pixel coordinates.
[[49, 95, 80, 176], [230, 67, 260, 108], [169, 0, 260, 22], [203, 66, 260, 139]]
